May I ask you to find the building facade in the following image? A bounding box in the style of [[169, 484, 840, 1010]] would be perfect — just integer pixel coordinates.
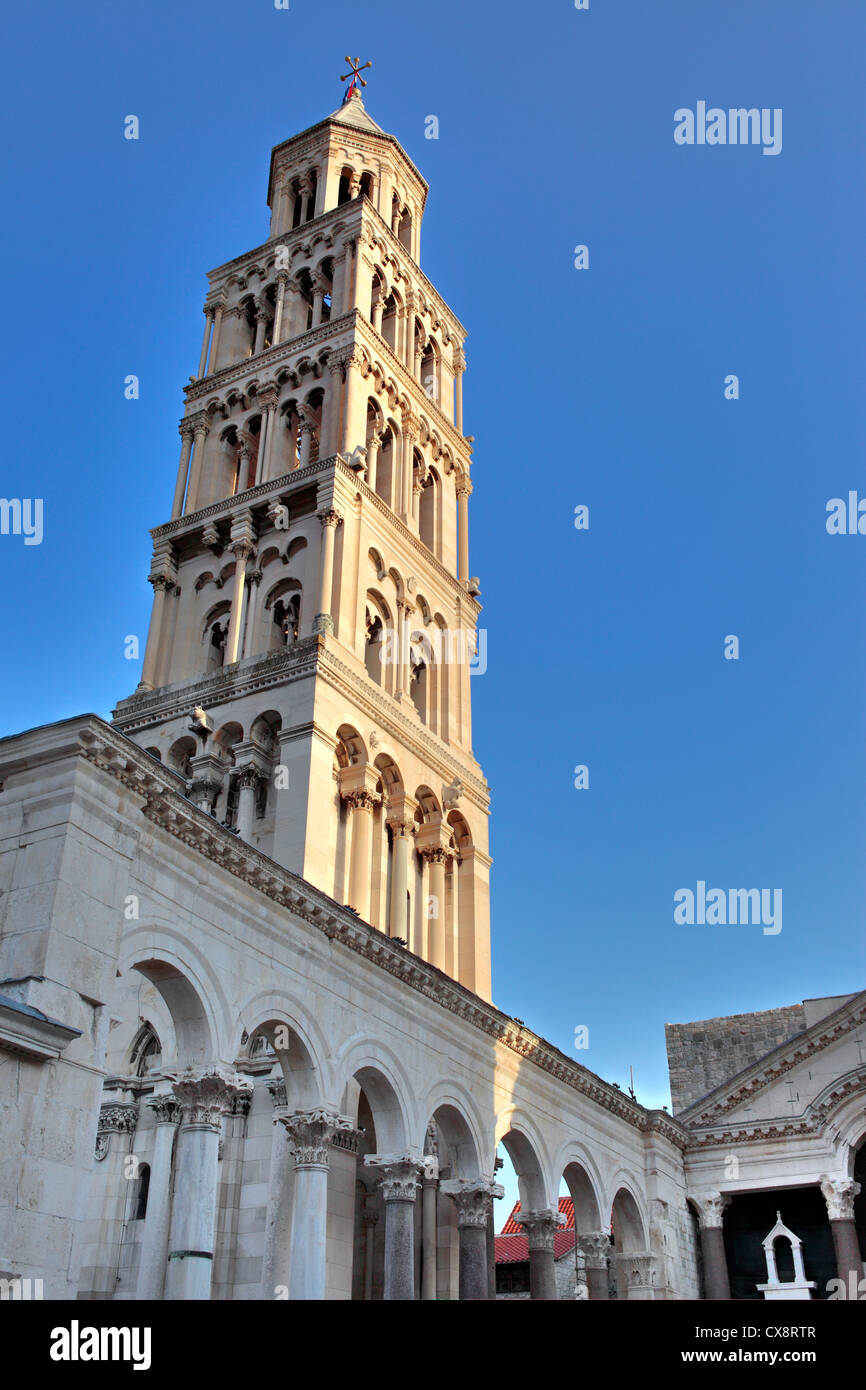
[[0, 88, 862, 1302]]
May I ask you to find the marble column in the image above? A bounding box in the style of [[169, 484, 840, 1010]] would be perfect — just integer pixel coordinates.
[[386, 819, 413, 939], [441, 1178, 504, 1301], [364, 1155, 424, 1301], [312, 508, 342, 635], [241, 568, 262, 657], [344, 789, 379, 919], [209, 303, 225, 371], [236, 765, 261, 841], [365, 432, 381, 494], [362, 1206, 378, 1300], [164, 1067, 252, 1301], [516, 1208, 564, 1301], [280, 1107, 349, 1300], [821, 1176, 863, 1294], [696, 1192, 731, 1300], [171, 424, 195, 519], [253, 299, 269, 355], [136, 1093, 181, 1299], [184, 417, 210, 514], [259, 398, 280, 483], [578, 1231, 612, 1301], [88, 1101, 139, 1297], [454, 349, 465, 432], [272, 271, 289, 344], [421, 847, 448, 969], [456, 482, 472, 583], [421, 1155, 438, 1300], [197, 308, 214, 378], [138, 572, 174, 692], [225, 539, 254, 665], [260, 1077, 291, 1299]]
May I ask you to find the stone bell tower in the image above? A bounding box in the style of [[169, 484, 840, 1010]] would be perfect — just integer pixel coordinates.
[[113, 79, 491, 999]]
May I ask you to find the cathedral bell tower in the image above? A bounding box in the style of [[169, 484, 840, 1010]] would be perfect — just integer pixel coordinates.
[[113, 77, 491, 1000]]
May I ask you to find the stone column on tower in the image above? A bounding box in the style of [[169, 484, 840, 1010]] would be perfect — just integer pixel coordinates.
[[280, 1107, 351, 1300], [171, 423, 195, 520], [164, 1067, 252, 1301], [364, 1154, 424, 1300], [820, 1175, 863, 1293], [453, 347, 466, 433], [138, 542, 177, 692], [456, 480, 472, 582], [386, 810, 415, 939], [312, 507, 342, 635], [694, 1191, 731, 1300], [515, 1207, 566, 1300], [196, 307, 214, 379], [183, 413, 211, 514], [225, 514, 256, 665]]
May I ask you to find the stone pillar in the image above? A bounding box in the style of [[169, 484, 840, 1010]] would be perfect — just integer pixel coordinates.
[[256, 394, 279, 485], [362, 1207, 378, 1300], [387, 819, 413, 939], [343, 788, 379, 919], [225, 535, 255, 666], [136, 1093, 181, 1299], [235, 441, 252, 496], [342, 350, 367, 456], [164, 1067, 252, 1300], [241, 568, 262, 657], [364, 1155, 423, 1301], [272, 271, 289, 344], [421, 847, 449, 969], [171, 424, 195, 519], [298, 411, 314, 470], [87, 1100, 139, 1298], [184, 415, 210, 514], [454, 348, 465, 432], [372, 293, 385, 335], [487, 1193, 497, 1299], [366, 432, 381, 494], [578, 1231, 611, 1301], [138, 572, 174, 692], [312, 508, 342, 635], [280, 1108, 349, 1300], [615, 1251, 659, 1301], [400, 417, 418, 522], [311, 273, 327, 328], [197, 308, 214, 378], [821, 1176, 863, 1294], [696, 1192, 731, 1300], [260, 1077, 291, 1299], [253, 298, 269, 355], [236, 765, 261, 841], [441, 1178, 504, 1301], [395, 599, 413, 702], [421, 1158, 438, 1300], [456, 481, 472, 583], [209, 303, 225, 372], [516, 1208, 565, 1301]]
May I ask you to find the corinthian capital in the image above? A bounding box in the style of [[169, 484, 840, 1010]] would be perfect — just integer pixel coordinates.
[[577, 1231, 612, 1268], [440, 1177, 503, 1228], [820, 1175, 861, 1222], [168, 1065, 253, 1129], [280, 1108, 352, 1168], [514, 1207, 566, 1252], [694, 1191, 731, 1229], [364, 1153, 425, 1202]]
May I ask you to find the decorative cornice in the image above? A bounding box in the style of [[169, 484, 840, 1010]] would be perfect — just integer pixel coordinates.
[[681, 1065, 866, 1149], [56, 718, 691, 1149]]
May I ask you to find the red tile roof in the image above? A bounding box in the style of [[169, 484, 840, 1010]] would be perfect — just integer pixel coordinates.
[[496, 1198, 576, 1264]]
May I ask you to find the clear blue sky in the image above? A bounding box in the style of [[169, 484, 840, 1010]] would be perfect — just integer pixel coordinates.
[[1, 0, 864, 1116]]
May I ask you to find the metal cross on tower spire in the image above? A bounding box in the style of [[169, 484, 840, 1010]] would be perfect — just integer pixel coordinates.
[[340, 56, 372, 101]]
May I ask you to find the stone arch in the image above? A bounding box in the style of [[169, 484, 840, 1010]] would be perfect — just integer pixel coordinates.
[[495, 1109, 552, 1211], [121, 945, 220, 1068], [335, 1037, 413, 1153]]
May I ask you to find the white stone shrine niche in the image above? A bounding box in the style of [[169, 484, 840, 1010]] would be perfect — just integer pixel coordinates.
[[756, 1212, 816, 1301]]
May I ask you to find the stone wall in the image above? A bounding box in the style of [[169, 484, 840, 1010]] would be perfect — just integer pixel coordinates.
[[665, 1004, 806, 1114]]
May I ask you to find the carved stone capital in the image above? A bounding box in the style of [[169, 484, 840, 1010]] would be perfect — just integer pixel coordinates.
[[342, 787, 381, 814], [577, 1231, 611, 1269], [168, 1066, 253, 1130], [440, 1178, 503, 1228], [97, 1102, 139, 1135], [514, 1208, 565, 1252], [694, 1191, 731, 1229], [145, 1094, 182, 1127], [364, 1153, 424, 1202], [317, 508, 342, 530], [420, 845, 451, 867], [615, 1250, 658, 1288], [266, 1076, 287, 1111], [820, 1175, 861, 1222], [280, 1108, 352, 1168]]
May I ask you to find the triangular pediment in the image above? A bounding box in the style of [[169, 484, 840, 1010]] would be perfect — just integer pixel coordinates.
[[676, 990, 866, 1131]]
